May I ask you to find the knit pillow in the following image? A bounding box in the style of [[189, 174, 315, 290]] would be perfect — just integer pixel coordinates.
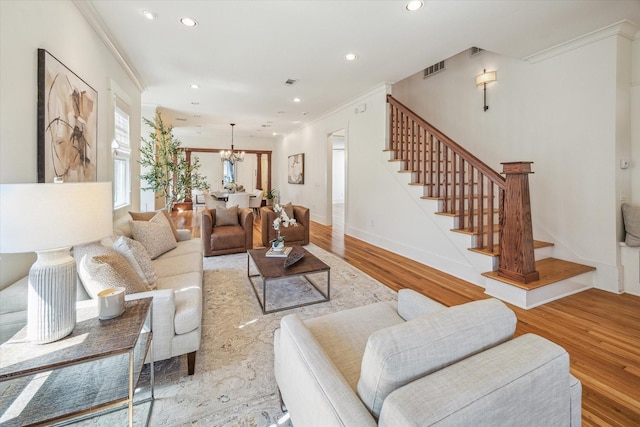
[[215, 205, 239, 226], [74, 242, 147, 299], [129, 209, 179, 241], [622, 203, 640, 247], [113, 236, 157, 289], [130, 211, 177, 259]]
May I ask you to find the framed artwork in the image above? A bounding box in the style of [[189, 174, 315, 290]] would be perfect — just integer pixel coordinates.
[[38, 49, 98, 183], [288, 153, 304, 184]]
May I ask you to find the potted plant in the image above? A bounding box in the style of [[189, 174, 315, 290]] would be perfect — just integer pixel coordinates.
[[139, 111, 210, 211], [265, 188, 277, 206]]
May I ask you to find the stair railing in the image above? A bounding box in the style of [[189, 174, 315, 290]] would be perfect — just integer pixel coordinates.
[[387, 94, 539, 283]]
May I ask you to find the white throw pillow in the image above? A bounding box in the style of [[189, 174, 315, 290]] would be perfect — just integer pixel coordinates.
[[74, 244, 147, 299], [130, 211, 178, 259], [113, 236, 157, 289]]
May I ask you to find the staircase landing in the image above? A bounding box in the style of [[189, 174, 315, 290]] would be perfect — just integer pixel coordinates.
[[482, 258, 595, 309]]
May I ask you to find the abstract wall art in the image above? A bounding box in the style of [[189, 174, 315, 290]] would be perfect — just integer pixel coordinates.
[[288, 153, 304, 184], [38, 49, 97, 183]]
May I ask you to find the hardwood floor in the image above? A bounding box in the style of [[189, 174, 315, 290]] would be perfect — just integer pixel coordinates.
[[183, 208, 640, 426]]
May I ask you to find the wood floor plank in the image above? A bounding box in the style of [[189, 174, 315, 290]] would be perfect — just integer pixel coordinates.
[[179, 208, 640, 427]]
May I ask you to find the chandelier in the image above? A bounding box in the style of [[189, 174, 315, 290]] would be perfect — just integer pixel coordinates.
[[220, 123, 245, 163]]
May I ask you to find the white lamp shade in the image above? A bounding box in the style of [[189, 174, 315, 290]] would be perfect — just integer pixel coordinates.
[[476, 70, 497, 86], [0, 182, 113, 253]]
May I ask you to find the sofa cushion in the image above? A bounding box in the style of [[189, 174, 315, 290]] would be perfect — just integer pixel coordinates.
[[156, 271, 202, 292], [357, 298, 516, 418], [215, 205, 239, 226], [113, 236, 157, 289], [75, 243, 147, 298], [156, 238, 202, 259], [622, 203, 640, 247], [212, 225, 246, 249], [397, 289, 446, 321], [304, 301, 403, 391], [152, 253, 203, 279], [130, 211, 178, 259], [130, 209, 180, 241]]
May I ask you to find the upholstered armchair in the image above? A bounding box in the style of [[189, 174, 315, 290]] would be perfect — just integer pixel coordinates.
[[261, 204, 310, 247], [202, 207, 253, 256]]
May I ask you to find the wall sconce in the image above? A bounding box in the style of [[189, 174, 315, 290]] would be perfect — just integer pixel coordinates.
[[111, 139, 120, 156], [476, 69, 497, 111]]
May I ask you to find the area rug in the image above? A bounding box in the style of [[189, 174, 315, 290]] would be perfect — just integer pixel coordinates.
[[73, 244, 396, 426]]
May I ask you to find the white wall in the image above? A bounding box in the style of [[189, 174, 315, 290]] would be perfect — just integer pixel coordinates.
[[392, 25, 637, 293], [0, 0, 142, 287], [631, 36, 640, 204]]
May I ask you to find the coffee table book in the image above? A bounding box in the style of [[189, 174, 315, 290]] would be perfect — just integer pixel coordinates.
[[266, 246, 293, 257]]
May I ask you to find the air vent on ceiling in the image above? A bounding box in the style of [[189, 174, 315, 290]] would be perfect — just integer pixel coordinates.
[[470, 47, 485, 56], [175, 117, 187, 122], [423, 60, 445, 79], [284, 78, 298, 85]]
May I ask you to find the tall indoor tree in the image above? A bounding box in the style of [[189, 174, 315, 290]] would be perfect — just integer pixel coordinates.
[[139, 111, 209, 211]]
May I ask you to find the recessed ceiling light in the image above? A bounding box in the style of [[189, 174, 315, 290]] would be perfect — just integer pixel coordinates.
[[405, 1, 423, 12], [180, 17, 198, 27], [292, 121, 301, 124], [345, 53, 358, 61], [190, 83, 199, 89], [293, 98, 301, 103], [143, 10, 157, 20]]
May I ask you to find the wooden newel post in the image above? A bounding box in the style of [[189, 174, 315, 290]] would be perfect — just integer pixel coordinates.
[[498, 161, 539, 284]]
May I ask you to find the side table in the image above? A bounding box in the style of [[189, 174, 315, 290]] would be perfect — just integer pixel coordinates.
[[0, 298, 154, 426]]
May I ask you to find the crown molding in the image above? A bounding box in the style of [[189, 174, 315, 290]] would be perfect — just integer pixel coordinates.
[[72, 0, 146, 92], [524, 20, 639, 64]]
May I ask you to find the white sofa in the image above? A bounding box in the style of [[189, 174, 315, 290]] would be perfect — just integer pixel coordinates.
[[0, 214, 203, 375], [274, 289, 582, 426]]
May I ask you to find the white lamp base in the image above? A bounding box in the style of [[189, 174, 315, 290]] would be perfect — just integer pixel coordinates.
[[28, 248, 77, 344]]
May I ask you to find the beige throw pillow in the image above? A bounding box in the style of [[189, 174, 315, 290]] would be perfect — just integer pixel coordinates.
[[130, 211, 178, 259], [215, 205, 239, 226], [74, 242, 147, 299], [622, 203, 640, 247], [113, 236, 157, 289], [129, 209, 180, 241], [282, 202, 294, 220]]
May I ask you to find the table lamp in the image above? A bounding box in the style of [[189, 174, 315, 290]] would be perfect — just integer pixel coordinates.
[[0, 182, 113, 343]]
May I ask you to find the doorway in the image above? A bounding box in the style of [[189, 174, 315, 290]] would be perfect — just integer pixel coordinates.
[[330, 130, 346, 230]]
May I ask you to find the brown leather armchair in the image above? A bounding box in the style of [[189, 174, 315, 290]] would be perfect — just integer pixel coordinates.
[[202, 208, 253, 256], [261, 205, 310, 247]]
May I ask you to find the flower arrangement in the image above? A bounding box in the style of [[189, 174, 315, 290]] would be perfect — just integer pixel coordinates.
[[271, 203, 297, 249]]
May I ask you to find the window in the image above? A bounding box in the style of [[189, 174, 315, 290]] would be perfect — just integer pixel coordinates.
[[113, 101, 131, 209]]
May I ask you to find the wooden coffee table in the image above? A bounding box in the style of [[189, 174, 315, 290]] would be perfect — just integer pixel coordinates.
[[247, 246, 330, 314]]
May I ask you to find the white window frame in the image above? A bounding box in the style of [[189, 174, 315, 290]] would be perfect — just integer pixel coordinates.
[[113, 98, 131, 209]]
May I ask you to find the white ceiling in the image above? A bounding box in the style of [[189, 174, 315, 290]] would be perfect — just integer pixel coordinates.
[[82, 0, 640, 139]]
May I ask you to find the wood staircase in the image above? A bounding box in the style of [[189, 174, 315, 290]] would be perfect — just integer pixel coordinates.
[[386, 95, 595, 309]]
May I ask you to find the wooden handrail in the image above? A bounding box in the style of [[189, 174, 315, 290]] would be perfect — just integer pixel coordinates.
[[387, 94, 538, 283], [387, 94, 505, 188]]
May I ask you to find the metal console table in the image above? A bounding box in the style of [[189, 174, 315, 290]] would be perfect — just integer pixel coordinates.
[[0, 298, 154, 426]]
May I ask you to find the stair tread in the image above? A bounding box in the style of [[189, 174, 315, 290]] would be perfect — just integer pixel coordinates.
[[468, 240, 554, 257], [435, 208, 498, 217], [482, 257, 595, 290], [452, 225, 502, 236]]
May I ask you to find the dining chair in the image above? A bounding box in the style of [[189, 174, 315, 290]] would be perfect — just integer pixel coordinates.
[[248, 189, 263, 217], [226, 192, 250, 208]]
